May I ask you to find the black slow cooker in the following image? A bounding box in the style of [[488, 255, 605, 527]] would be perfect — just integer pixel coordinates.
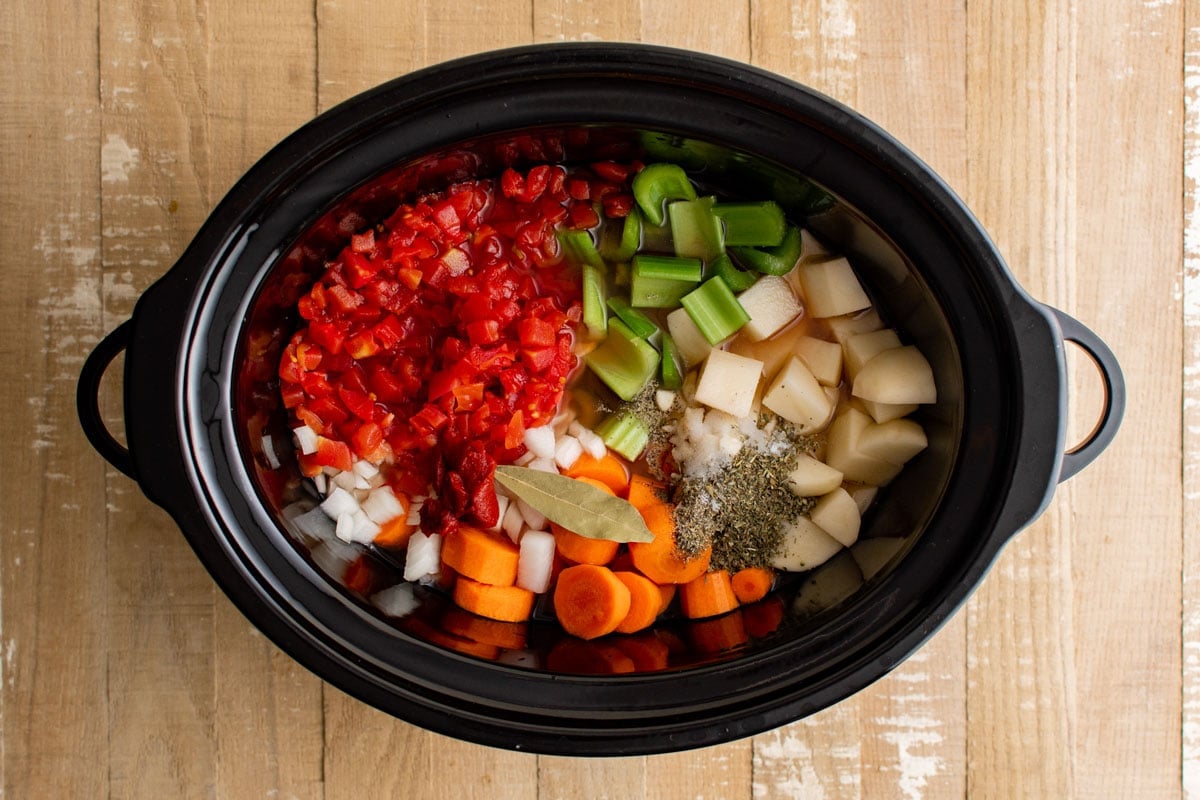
[[76, 43, 1124, 755]]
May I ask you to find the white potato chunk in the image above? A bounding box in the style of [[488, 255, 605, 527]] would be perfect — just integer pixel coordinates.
[[737, 275, 804, 341], [825, 408, 905, 485], [795, 257, 872, 318], [770, 516, 844, 572], [694, 349, 764, 418], [856, 418, 928, 465], [799, 228, 830, 260], [761, 356, 832, 433], [787, 453, 844, 497], [843, 328, 902, 378], [793, 335, 843, 386], [792, 552, 864, 618], [667, 306, 714, 367], [860, 399, 919, 424], [825, 308, 883, 342], [809, 487, 861, 547], [852, 345, 937, 405], [847, 484, 878, 516], [729, 321, 808, 384], [850, 536, 907, 581]]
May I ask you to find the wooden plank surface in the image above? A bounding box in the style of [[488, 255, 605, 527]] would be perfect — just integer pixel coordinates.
[[0, 0, 1189, 798]]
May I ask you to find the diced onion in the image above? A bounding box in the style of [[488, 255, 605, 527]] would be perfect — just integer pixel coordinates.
[[293, 425, 318, 455], [403, 532, 442, 581], [516, 530, 555, 593], [501, 501, 525, 543], [489, 495, 510, 533], [320, 487, 359, 520], [261, 435, 281, 469], [528, 457, 557, 474], [371, 583, 418, 618], [523, 425, 556, 459], [576, 427, 608, 460], [361, 485, 405, 525], [353, 459, 379, 480], [291, 505, 336, 543], [553, 435, 583, 471], [332, 470, 358, 493], [516, 498, 547, 531]]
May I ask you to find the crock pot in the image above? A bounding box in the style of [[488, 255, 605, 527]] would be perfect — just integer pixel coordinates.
[[76, 43, 1124, 755]]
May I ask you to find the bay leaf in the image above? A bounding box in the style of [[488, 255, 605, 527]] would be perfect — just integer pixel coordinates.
[[493, 465, 654, 543]]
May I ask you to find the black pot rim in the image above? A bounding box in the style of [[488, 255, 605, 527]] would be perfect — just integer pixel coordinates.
[[76, 43, 1122, 755]]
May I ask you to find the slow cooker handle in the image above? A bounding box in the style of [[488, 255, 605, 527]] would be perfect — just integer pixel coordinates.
[[1049, 307, 1125, 484], [76, 319, 136, 479]]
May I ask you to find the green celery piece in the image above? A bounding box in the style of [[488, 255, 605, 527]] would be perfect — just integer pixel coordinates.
[[632, 163, 697, 226], [599, 207, 643, 262], [631, 254, 703, 308], [680, 276, 751, 344], [660, 332, 683, 391], [581, 263, 607, 339], [729, 225, 803, 276], [597, 412, 650, 461], [711, 253, 756, 292], [584, 318, 661, 401], [606, 296, 660, 340], [669, 196, 725, 261], [558, 228, 605, 269], [712, 201, 786, 247]]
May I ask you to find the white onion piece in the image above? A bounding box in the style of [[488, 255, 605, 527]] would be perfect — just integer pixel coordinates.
[[261, 435, 281, 469], [514, 450, 537, 466], [336, 510, 379, 544], [528, 457, 557, 474], [403, 532, 442, 581], [371, 583, 417, 618], [293, 425, 318, 455], [576, 427, 608, 460], [567, 420, 586, 437], [361, 485, 405, 525], [309, 538, 359, 575], [554, 436, 583, 471], [655, 390, 677, 412], [353, 459, 379, 480], [489, 495, 510, 533], [313, 473, 327, 495], [501, 501, 525, 543], [405, 500, 423, 527], [332, 470, 358, 493], [516, 530, 556, 593], [320, 487, 359, 520], [523, 425, 556, 459], [335, 513, 355, 540], [291, 505, 336, 543], [516, 499, 547, 531]]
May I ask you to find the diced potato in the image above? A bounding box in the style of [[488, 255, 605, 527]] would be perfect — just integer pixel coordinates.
[[729, 320, 809, 383], [770, 516, 844, 572], [850, 536, 907, 581], [847, 484, 878, 515], [826, 308, 883, 343], [694, 349, 764, 418], [860, 399, 919, 424], [843, 328, 902, 378], [852, 345, 937, 405], [792, 552, 864, 619], [799, 228, 830, 260], [825, 408, 904, 485], [795, 257, 872, 318], [793, 335, 843, 386], [761, 356, 832, 433], [809, 487, 861, 547], [737, 275, 804, 341], [667, 306, 714, 367], [787, 453, 845, 497], [856, 418, 928, 465]]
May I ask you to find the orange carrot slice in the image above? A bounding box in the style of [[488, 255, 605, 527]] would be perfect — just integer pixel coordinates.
[[564, 452, 630, 494], [613, 571, 664, 634], [625, 473, 668, 512], [373, 496, 414, 549], [440, 606, 528, 650], [553, 564, 632, 640], [452, 576, 535, 623], [441, 525, 519, 586], [730, 566, 775, 604], [628, 500, 711, 584], [687, 609, 749, 654], [679, 570, 740, 619], [612, 633, 671, 672], [549, 477, 620, 565]]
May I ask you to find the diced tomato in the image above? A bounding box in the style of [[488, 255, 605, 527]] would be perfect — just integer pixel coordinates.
[[307, 320, 344, 354], [567, 203, 600, 230], [327, 284, 364, 313], [372, 315, 405, 350], [517, 317, 557, 348], [338, 385, 376, 422], [345, 331, 380, 359], [591, 160, 632, 183], [411, 404, 449, 435], [306, 396, 350, 427], [504, 410, 525, 451], [312, 436, 353, 472], [452, 382, 484, 411], [280, 383, 306, 409], [351, 421, 384, 459], [351, 229, 376, 254], [602, 192, 634, 218], [521, 346, 556, 373], [566, 178, 591, 201], [465, 319, 500, 346], [500, 168, 524, 199]]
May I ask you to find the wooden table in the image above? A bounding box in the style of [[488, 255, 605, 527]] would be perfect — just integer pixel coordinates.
[[1, 0, 1189, 797]]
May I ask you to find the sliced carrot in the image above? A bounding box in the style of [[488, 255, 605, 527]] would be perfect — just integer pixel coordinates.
[[441, 525, 519, 586], [730, 566, 775, 604], [441, 606, 528, 650], [453, 576, 535, 622], [550, 477, 620, 565], [373, 498, 414, 549], [612, 633, 671, 672], [657, 582, 677, 614], [625, 473, 668, 512], [679, 570, 740, 619], [553, 564, 632, 640], [742, 596, 785, 639], [628, 500, 711, 584], [687, 609, 749, 654], [564, 452, 630, 494], [613, 571, 664, 634], [546, 638, 636, 674], [403, 617, 500, 660]]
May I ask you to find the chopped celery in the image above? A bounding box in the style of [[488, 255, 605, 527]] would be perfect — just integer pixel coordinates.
[[632, 163, 697, 226], [631, 254, 703, 308], [584, 318, 661, 401], [600, 207, 643, 262], [606, 296, 660, 340], [711, 253, 757, 292], [712, 201, 786, 247], [729, 225, 803, 276], [669, 196, 725, 261], [680, 276, 751, 344], [558, 228, 605, 269], [660, 332, 683, 391], [597, 412, 650, 461], [581, 263, 607, 338]]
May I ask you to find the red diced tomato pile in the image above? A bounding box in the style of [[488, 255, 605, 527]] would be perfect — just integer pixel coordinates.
[[278, 164, 636, 537]]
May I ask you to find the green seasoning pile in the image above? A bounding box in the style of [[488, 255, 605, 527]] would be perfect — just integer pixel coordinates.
[[671, 417, 819, 572]]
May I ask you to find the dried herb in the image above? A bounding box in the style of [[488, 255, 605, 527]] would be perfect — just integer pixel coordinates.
[[493, 466, 653, 543]]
